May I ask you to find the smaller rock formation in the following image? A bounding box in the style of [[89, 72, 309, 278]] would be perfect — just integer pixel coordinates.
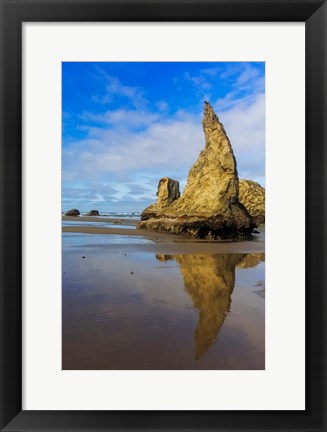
[[238, 180, 265, 225], [141, 177, 180, 220], [86, 210, 99, 216], [64, 209, 80, 216]]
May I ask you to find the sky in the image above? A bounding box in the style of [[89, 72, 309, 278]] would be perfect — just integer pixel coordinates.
[[62, 62, 265, 213]]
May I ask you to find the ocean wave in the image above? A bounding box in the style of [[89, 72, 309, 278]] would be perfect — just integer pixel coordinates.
[[81, 211, 141, 219]]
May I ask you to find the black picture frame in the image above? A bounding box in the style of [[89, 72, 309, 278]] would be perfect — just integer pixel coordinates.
[[1, 0, 326, 431]]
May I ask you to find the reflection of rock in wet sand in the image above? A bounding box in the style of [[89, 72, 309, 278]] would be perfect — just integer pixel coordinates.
[[156, 253, 264, 360]]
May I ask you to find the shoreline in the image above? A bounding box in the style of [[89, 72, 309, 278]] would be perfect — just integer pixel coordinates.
[[62, 215, 139, 225], [62, 218, 264, 254]]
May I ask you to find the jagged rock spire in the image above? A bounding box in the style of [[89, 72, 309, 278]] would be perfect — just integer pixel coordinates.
[[175, 101, 239, 214], [138, 102, 255, 238]]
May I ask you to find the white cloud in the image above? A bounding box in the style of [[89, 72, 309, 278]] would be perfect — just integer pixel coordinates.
[[218, 92, 265, 181], [80, 109, 159, 128], [184, 71, 212, 92], [201, 67, 219, 77], [236, 64, 261, 85], [63, 93, 264, 195], [63, 113, 204, 184], [156, 100, 169, 111], [92, 68, 147, 108]]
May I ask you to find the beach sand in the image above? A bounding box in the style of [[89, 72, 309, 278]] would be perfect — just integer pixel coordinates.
[[62, 216, 265, 370]]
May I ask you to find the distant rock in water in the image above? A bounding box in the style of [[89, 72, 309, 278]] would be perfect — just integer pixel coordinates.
[[86, 210, 99, 216], [238, 180, 265, 225], [64, 209, 80, 216], [138, 101, 255, 239], [141, 177, 180, 220]]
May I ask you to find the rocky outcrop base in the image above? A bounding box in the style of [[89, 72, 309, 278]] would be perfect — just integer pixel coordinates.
[[138, 206, 254, 239]]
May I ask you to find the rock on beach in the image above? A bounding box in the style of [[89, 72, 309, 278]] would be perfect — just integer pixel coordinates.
[[64, 209, 80, 216], [86, 210, 100, 216]]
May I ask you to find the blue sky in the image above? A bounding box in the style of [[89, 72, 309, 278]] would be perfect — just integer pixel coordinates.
[[62, 62, 265, 213]]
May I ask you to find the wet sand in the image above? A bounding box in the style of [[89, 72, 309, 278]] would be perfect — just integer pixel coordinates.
[[62, 216, 264, 254], [62, 217, 265, 370]]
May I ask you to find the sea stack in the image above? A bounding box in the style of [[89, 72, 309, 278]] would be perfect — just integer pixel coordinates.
[[141, 177, 180, 220], [64, 208, 80, 216], [86, 210, 100, 216], [138, 102, 255, 239], [238, 180, 265, 225]]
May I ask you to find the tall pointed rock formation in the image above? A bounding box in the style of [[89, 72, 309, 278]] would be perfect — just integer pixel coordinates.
[[138, 102, 255, 239], [173, 101, 239, 214]]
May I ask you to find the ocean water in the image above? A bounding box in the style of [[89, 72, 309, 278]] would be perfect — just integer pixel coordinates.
[[62, 212, 141, 229], [80, 211, 141, 219]]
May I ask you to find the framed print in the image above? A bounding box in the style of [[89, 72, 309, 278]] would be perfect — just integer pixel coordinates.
[[0, 0, 326, 431]]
